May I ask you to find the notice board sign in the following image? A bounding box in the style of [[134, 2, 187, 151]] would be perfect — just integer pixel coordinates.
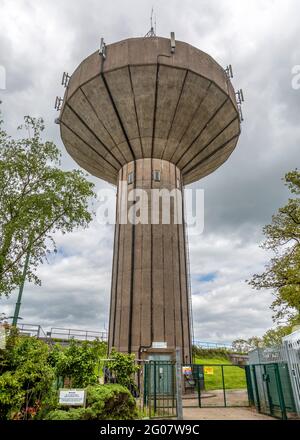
[[59, 389, 86, 407]]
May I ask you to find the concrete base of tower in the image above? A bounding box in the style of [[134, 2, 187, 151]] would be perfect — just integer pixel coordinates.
[[108, 158, 192, 363]]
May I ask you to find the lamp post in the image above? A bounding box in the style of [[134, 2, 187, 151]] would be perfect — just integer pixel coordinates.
[[12, 240, 32, 327]]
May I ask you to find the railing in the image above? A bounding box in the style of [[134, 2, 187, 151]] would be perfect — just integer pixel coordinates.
[[17, 323, 47, 339], [17, 323, 236, 350], [193, 340, 233, 350], [48, 327, 108, 342], [17, 324, 108, 342]]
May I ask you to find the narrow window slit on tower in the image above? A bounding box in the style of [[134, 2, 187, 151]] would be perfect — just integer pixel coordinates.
[[153, 170, 161, 182], [128, 171, 134, 184]]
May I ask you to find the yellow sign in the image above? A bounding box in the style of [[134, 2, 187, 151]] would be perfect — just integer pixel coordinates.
[[204, 367, 214, 375]]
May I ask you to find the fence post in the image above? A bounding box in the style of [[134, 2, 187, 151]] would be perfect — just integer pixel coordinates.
[[252, 365, 261, 412], [153, 362, 157, 414], [175, 347, 183, 420], [197, 365, 201, 408], [221, 365, 227, 407], [245, 365, 253, 406], [274, 363, 287, 420], [283, 340, 300, 415], [263, 365, 273, 416]]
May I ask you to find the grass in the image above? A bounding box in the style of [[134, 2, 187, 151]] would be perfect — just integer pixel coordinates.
[[194, 356, 247, 391]]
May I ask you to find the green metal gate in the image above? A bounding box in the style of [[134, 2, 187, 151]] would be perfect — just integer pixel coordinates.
[[143, 360, 177, 419], [248, 362, 296, 419], [182, 364, 250, 408]]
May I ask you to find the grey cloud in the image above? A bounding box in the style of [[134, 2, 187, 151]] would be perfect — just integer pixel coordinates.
[[1, 0, 299, 342]]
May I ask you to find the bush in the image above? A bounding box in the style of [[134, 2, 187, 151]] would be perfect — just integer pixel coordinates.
[[44, 408, 87, 420], [0, 372, 25, 419], [45, 384, 138, 420], [0, 333, 54, 420], [86, 383, 137, 419], [48, 339, 106, 388], [106, 350, 139, 392]]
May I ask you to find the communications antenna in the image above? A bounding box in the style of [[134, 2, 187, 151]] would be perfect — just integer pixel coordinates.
[[144, 8, 156, 37]]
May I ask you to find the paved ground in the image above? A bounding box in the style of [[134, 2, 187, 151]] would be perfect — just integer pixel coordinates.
[[183, 407, 275, 420], [183, 389, 249, 407]]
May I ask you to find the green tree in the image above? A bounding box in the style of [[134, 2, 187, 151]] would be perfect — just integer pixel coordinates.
[[0, 115, 95, 297], [249, 170, 300, 323], [261, 325, 293, 347], [232, 337, 262, 353]]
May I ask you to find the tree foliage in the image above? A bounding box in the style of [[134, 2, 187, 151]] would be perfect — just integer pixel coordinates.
[[0, 329, 54, 419], [48, 339, 107, 388], [248, 170, 300, 323], [261, 325, 294, 347], [0, 331, 108, 419], [231, 337, 262, 353], [232, 324, 296, 352], [107, 349, 140, 391], [0, 114, 95, 297]]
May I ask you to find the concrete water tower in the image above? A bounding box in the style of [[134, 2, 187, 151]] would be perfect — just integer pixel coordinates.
[[57, 35, 241, 363]]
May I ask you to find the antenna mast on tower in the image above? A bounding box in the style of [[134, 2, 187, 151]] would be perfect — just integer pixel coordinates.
[[144, 8, 156, 37]]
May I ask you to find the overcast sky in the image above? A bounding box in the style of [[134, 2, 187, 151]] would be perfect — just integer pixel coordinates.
[[0, 0, 299, 343]]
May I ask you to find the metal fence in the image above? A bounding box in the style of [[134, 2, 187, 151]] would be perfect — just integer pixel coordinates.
[[48, 327, 108, 341], [182, 363, 250, 408], [247, 362, 296, 419], [282, 330, 300, 414], [143, 361, 177, 419], [96, 359, 177, 419], [192, 340, 234, 350], [248, 329, 300, 419], [17, 323, 46, 338], [16, 323, 108, 342]]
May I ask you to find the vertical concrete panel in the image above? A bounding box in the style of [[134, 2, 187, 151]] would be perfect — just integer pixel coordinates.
[[152, 220, 164, 343], [131, 267, 142, 352], [163, 161, 176, 349], [178, 221, 190, 363], [113, 166, 126, 351], [177, 166, 191, 363], [108, 189, 119, 351]]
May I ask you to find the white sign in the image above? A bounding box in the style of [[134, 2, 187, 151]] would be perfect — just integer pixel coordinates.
[[59, 389, 86, 406], [0, 325, 6, 349], [152, 341, 167, 349]]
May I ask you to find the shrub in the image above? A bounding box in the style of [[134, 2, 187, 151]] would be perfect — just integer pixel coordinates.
[[86, 383, 137, 419], [106, 350, 139, 393], [45, 384, 138, 420], [0, 372, 25, 419], [48, 339, 106, 387], [0, 333, 54, 420], [45, 408, 88, 420]]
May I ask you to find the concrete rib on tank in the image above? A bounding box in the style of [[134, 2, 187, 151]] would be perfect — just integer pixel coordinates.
[[59, 36, 241, 362]]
